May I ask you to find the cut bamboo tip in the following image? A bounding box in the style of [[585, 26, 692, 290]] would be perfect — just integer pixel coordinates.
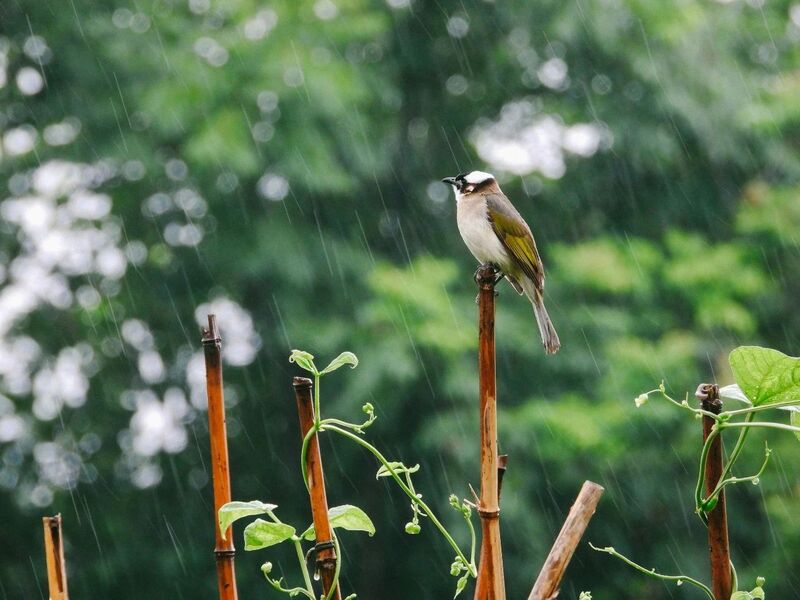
[[529, 480, 605, 600], [43, 514, 68, 600], [202, 313, 221, 344]]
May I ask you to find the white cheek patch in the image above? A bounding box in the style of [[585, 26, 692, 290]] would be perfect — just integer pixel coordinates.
[[464, 170, 494, 185]]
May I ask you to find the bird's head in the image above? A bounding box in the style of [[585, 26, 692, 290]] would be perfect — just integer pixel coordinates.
[[441, 170, 496, 197]]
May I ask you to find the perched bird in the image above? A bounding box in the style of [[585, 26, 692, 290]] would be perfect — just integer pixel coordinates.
[[441, 170, 560, 354]]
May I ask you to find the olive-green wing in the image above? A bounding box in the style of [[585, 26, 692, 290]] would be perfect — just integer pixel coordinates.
[[485, 192, 544, 290]]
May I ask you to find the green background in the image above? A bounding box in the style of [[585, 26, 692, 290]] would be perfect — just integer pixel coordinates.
[[2, 0, 800, 597]]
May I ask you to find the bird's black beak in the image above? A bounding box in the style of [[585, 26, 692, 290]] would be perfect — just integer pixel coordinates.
[[441, 176, 457, 187]]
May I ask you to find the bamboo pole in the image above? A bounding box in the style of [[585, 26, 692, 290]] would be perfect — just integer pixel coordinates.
[[202, 314, 239, 600], [528, 481, 605, 600], [42, 514, 68, 600], [696, 383, 732, 600], [473, 265, 505, 600], [293, 377, 342, 600]]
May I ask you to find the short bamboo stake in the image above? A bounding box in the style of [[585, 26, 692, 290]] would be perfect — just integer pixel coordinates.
[[202, 314, 239, 600], [293, 377, 342, 600], [42, 514, 68, 600], [528, 481, 604, 600], [473, 265, 505, 600], [696, 383, 732, 600]]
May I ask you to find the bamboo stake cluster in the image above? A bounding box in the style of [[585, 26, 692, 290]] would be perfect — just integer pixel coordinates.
[[202, 314, 239, 600]]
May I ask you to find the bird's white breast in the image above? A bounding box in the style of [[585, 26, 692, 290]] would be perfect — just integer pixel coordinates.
[[456, 194, 510, 267]]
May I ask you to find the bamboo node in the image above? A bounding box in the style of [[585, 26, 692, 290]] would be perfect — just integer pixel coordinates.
[[214, 549, 236, 559], [477, 508, 500, 519]]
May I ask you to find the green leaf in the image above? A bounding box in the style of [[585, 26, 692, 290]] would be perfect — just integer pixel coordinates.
[[302, 504, 376, 540], [218, 501, 277, 540], [729, 346, 800, 406], [791, 410, 800, 443], [243, 519, 295, 551], [375, 462, 420, 479], [289, 350, 318, 374], [320, 351, 359, 375]]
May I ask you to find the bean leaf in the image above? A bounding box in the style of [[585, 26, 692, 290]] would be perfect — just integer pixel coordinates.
[[243, 519, 295, 550], [729, 346, 800, 406], [218, 500, 277, 540], [289, 350, 318, 374], [320, 351, 359, 375], [302, 504, 375, 540]]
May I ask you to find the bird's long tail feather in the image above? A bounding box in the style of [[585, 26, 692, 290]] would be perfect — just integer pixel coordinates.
[[521, 278, 560, 354]]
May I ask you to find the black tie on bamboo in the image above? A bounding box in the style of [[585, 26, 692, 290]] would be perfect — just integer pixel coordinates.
[[473, 264, 506, 600]]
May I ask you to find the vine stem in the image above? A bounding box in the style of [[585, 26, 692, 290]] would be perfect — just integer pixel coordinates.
[[265, 509, 315, 598], [722, 399, 800, 417], [293, 538, 316, 599], [589, 544, 714, 600], [324, 423, 476, 576]]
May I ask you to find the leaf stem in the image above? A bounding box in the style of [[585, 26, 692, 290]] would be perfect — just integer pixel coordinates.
[[589, 543, 714, 599], [293, 537, 316, 599], [722, 399, 800, 417]]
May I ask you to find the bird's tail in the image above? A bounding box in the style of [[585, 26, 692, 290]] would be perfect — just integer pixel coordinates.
[[521, 278, 560, 354]]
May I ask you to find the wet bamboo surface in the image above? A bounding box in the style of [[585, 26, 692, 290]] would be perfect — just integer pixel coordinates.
[[43, 514, 68, 600], [474, 265, 505, 600], [202, 314, 239, 600], [294, 377, 343, 600], [528, 481, 604, 600], [697, 384, 732, 600]]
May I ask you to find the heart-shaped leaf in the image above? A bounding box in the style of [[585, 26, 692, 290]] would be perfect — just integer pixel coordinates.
[[289, 350, 317, 375], [729, 346, 800, 406], [302, 504, 375, 540], [320, 351, 359, 375], [218, 500, 277, 540], [243, 519, 295, 550]]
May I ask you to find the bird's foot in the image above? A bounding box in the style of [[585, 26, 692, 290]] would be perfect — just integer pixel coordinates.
[[474, 263, 502, 287]]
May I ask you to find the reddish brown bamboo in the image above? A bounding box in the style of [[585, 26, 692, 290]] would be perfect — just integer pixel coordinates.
[[202, 314, 239, 600], [473, 265, 505, 600], [42, 514, 68, 600], [697, 383, 732, 600], [293, 377, 342, 600], [528, 481, 605, 600]]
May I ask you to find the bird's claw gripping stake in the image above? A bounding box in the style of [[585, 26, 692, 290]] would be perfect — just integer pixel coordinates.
[[474, 264, 501, 302]]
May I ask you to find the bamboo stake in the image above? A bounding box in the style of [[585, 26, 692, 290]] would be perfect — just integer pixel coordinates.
[[293, 377, 343, 600], [528, 481, 605, 600], [473, 265, 505, 600], [696, 383, 732, 600], [202, 314, 239, 600], [42, 514, 68, 600]]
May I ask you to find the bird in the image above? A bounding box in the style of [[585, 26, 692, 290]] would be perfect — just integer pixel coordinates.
[[441, 170, 560, 354]]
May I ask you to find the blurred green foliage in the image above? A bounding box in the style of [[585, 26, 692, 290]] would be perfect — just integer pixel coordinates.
[[2, 0, 800, 598]]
